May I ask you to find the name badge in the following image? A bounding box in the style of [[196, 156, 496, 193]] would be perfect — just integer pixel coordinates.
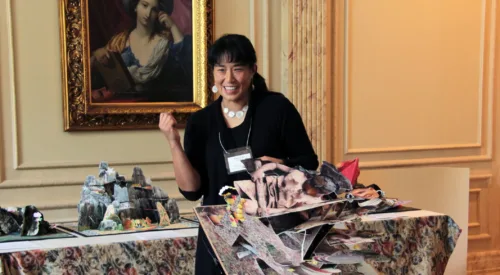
[[224, 146, 253, 175]]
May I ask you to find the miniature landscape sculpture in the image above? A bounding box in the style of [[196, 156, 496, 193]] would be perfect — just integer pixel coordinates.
[[77, 161, 181, 232]]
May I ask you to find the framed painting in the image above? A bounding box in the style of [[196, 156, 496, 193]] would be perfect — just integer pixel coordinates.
[[59, 0, 214, 131]]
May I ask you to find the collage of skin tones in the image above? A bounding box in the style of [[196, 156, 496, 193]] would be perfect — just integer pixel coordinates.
[[196, 159, 408, 274]]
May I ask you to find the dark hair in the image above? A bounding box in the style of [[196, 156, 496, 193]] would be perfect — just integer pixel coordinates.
[[209, 34, 268, 92], [127, 0, 174, 39]]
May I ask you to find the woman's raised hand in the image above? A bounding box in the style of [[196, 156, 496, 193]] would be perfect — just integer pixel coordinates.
[[159, 112, 180, 143]]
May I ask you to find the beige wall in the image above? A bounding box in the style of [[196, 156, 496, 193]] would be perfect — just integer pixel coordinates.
[[0, 0, 282, 222], [330, 0, 499, 273], [1, 0, 499, 273]]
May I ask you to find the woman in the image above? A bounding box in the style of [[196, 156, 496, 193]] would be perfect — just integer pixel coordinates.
[[158, 34, 319, 275], [91, 0, 192, 102]]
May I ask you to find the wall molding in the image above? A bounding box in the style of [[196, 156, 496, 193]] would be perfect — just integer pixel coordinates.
[[468, 222, 480, 228], [468, 174, 492, 242], [347, 143, 482, 154], [341, 0, 495, 158], [468, 188, 481, 232], [470, 174, 493, 181], [0, 172, 176, 189], [468, 234, 491, 241], [469, 188, 482, 194], [0, 0, 10, 183], [467, 250, 500, 273], [36, 195, 188, 212], [359, 155, 491, 169], [15, 159, 172, 170], [3, 0, 22, 172]]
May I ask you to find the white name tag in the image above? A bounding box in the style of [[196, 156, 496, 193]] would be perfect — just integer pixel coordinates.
[[223, 146, 253, 175]]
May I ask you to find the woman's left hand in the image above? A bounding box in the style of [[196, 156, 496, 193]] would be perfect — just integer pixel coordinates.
[[351, 187, 379, 199], [159, 11, 175, 28], [259, 156, 284, 164]]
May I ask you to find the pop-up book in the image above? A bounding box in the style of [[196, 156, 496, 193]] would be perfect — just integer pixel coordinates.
[[195, 159, 417, 274], [0, 205, 73, 243], [74, 161, 196, 236]]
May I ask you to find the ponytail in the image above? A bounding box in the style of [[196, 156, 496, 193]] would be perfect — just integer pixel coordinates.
[[252, 72, 269, 92]]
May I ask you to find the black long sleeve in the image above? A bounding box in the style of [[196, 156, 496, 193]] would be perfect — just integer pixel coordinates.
[[280, 98, 319, 170], [179, 113, 208, 202], [178, 90, 319, 206]]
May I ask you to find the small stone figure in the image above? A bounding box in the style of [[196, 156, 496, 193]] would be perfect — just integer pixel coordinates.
[[166, 198, 180, 223]]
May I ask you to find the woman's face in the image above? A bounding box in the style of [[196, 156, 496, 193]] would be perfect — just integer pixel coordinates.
[[213, 57, 255, 102], [136, 0, 160, 27]]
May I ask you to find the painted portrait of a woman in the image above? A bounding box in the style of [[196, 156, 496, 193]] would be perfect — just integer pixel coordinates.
[[88, 0, 193, 103]]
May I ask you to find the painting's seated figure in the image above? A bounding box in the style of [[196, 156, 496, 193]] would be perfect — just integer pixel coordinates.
[[90, 0, 193, 103]]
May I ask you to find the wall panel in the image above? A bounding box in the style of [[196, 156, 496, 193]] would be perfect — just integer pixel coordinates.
[[329, 0, 500, 273], [334, 0, 495, 168], [0, 0, 279, 221]]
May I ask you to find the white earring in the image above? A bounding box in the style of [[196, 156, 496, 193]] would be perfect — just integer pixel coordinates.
[[212, 85, 218, 93]]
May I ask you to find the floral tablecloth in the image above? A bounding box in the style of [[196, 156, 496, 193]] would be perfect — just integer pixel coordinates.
[[0, 210, 461, 275], [315, 212, 462, 275], [0, 236, 197, 275], [196, 206, 461, 275]]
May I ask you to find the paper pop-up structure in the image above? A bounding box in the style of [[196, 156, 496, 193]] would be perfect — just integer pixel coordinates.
[[194, 159, 414, 274]]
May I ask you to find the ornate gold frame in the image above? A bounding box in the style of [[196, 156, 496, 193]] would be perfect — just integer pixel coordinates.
[[59, 0, 214, 131]]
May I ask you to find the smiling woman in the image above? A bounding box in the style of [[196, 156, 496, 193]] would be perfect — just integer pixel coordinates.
[[89, 0, 193, 103], [158, 34, 320, 274]]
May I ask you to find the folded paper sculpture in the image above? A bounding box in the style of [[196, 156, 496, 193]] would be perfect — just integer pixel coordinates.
[[0, 205, 56, 237], [77, 161, 180, 232], [195, 159, 461, 275]]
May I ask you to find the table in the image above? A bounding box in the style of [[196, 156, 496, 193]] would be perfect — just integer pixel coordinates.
[[341, 210, 462, 274], [195, 208, 461, 275], [1, 210, 461, 275], [0, 228, 198, 275]]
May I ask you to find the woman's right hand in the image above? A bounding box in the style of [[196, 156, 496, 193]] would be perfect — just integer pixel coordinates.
[[93, 47, 110, 65], [159, 112, 180, 143]]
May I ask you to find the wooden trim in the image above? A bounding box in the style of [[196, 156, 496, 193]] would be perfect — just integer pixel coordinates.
[[468, 250, 500, 273], [325, 0, 333, 163]]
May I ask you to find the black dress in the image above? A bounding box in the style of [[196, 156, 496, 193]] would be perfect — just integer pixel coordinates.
[[180, 89, 319, 275]]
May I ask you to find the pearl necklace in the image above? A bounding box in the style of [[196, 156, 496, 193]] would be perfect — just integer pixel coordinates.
[[222, 104, 249, 119]]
